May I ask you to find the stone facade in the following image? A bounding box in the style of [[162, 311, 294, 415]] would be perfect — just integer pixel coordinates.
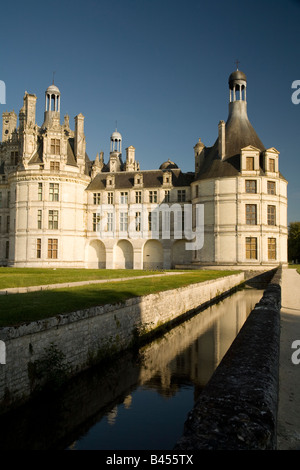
[[0, 70, 288, 268]]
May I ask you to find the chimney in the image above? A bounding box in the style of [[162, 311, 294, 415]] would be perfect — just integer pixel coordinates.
[[218, 120, 226, 159]]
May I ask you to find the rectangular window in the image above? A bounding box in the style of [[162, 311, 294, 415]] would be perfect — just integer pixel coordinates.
[[246, 204, 257, 225], [5, 241, 9, 259], [120, 212, 128, 231], [269, 158, 275, 172], [149, 190, 158, 203], [107, 212, 114, 232], [11, 151, 18, 165], [38, 183, 43, 201], [48, 239, 58, 259], [135, 212, 141, 232], [107, 192, 114, 204], [7, 191, 10, 207], [92, 213, 100, 232], [246, 237, 257, 259], [267, 181, 276, 195], [267, 205, 276, 226], [245, 180, 257, 194], [120, 192, 128, 204], [50, 161, 60, 172], [148, 211, 158, 231], [37, 238, 41, 259], [49, 183, 59, 201], [246, 157, 254, 170], [50, 139, 60, 155], [6, 216, 10, 233], [177, 190, 186, 202], [48, 210, 58, 229], [268, 238, 276, 260], [164, 190, 170, 202], [135, 191, 142, 204], [37, 209, 42, 229], [93, 193, 101, 205]]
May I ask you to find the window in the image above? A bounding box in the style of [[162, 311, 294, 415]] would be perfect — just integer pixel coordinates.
[[267, 181, 276, 195], [269, 158, 275, 172], [135, 212, 141, 232], [48, 210, 58, 229], [0, 192, 2, 207], [164, 190, 170, 202], [120, 212, 128, 231], [48, 239, 58, 259], [38, 183, 43, 201], [92, 213, 100, 232], [246, 157, 254, 170], [7, 191, 10, 207], [93, 193, 101, 205], [267, 205, 276, 226], [195, 185, 199, 198], [178, 190, 186, 202], [49, 183, 59, 201], [149, 191, 158, 203], [37, 238, 41, 259], [246, 204, 257, 225], [107, 213, 114, 231], [148, 211, 158, 231], [268, 238, 276, 260], [107, 192, 114, 204], [246, 237, 257, 259], [135, 191, 142, 204], [37, 210, 42, 229], [6, 216, 10, 233], [120, 192, 128, 204], [50, 139, 60, 155], [245, 180, 257, 194], [10, 151, 18, 165], [50, 161, 60, 172], [5, 241, 9, 259]]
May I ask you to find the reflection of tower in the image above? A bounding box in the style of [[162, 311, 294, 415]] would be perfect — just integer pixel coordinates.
[[109, 129, 122, 172], [123, 394, 132, 409], [106, 405, 118, 425]]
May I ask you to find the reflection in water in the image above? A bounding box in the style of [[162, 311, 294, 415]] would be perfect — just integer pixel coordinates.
[[0, 287, 263, 450]]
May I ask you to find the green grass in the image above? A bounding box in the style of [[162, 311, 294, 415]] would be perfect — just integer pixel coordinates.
[[0, 270, 239, 327], [0, 268, 163, 290]]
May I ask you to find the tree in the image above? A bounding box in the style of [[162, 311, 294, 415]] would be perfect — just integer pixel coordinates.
[[288, 222, 300, 262]]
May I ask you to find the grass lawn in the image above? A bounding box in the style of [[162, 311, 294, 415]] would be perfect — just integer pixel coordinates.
[[0, 268, 164, 290], [0, 269, 239, 327]]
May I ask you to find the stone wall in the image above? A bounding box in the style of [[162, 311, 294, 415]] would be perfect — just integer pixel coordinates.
[[0, 272, 244, 412], [174, 266, 282, 450]]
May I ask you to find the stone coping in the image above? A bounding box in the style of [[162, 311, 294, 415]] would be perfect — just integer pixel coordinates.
[[174, 267, 282, 450]]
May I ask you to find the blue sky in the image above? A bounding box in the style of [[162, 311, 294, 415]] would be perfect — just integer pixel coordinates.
[[1, 0, 300, 222]]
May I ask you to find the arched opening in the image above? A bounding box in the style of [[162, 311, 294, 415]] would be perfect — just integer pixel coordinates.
[[143, 240, 164, 270], [114, 239, 133, 269], [171, 239, 193, 268], [87, 240, 106, 269]]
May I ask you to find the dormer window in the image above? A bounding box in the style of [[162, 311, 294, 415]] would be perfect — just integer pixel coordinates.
[[134, 173, 143, 187], [246, 157, 254, 171], [50, 139, 60, 155], [106, 175, 115, 188]]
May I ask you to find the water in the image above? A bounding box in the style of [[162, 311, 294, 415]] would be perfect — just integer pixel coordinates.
[[0, 287, 263, 450]]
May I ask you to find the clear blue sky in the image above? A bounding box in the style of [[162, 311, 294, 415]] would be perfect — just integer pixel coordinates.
[[1, 0, 299, 223]]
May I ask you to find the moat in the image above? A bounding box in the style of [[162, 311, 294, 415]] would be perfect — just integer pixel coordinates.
[[0, 286, 263, 450]]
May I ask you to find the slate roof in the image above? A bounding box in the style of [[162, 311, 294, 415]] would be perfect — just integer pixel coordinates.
[[86, 169, 195, 191]]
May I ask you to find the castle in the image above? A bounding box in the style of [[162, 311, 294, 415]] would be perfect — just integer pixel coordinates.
[[0, 70, 288, 269]]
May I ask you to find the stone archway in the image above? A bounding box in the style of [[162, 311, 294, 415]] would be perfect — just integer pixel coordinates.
[[114, 239, 133, 269], [143, 240, 164, 270], [87, 240, 106, 269]]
